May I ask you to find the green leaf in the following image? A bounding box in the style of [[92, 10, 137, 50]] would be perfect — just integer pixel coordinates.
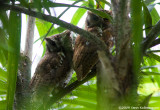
[[86, 8, 113, 22], [34, 27, 65, 43], [0, 100, 7, 110], [144, 53, 160, 88], [0, 50, 7, 67], [144, 0, 155, 5], [58, 107, 88, 110], [0, 91, 6, 95], [141, 72, 160, 75], [144, 76, 155, 83], [99, 0, 111, 7], [149, 102, 160, 107], [41, 40, 46, 57], [140, 93, 153, 107], [33, 0, 43, 11], [147, 3, 156, 12], [6, 11, 21, 110], [0, 10, 9, 30], [148, 53, 160, 62], [142, 2, 152, 35], [72, 91, 96, 101], [140, 65, 159, 70], [0, 79, 7, 92], [35, 19, 53, 37], [49, 27, 66, 36], [71, 4, 87, 25], [0, 28, 8, 66], [150, 8, 160, 25], [147, 50, 160, 53], [58, 0, 84, 19], [43, 0, 51, 15], [99, 1, 105, 9], [150, 96, 160, 101], [88, 0, 94, 8], [76, 85, 96, 92], [0, 68, 7, 82], [17, 0, 30, 8], [63, 99, 96, 108]]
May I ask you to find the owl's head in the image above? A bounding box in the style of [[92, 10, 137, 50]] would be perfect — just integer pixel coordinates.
[[85, 9, 112, 29], [45, 30, 73, 54], [86, 11, 103, 28]]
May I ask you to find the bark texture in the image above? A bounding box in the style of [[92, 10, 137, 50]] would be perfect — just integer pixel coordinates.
[[14, 0, 35, 108], [97, 0, 137, 109]]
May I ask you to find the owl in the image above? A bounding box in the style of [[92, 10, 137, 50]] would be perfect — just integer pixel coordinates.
[[73, 10, 113, 81], [30, 30, 73, 108]]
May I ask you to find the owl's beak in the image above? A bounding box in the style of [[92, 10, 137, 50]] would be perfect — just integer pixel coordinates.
[[45, 38, 58, 52], [45, 37, 51, 42], [45, 38, 56, 48]]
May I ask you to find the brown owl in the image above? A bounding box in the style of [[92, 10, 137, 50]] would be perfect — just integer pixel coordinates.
[[73, 10, 113, 81], [30, 30, 73, 108]]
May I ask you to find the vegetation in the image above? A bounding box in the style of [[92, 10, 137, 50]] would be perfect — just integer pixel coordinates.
[[0, 0, 160, 110]]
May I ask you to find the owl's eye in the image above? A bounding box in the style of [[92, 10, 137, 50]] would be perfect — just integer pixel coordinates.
[[45, 38, 56, 46], [92, 15, 99, 21], [86, 20, 90, 27], [103, 18, 109, 22], [45, 38, 59, 52]]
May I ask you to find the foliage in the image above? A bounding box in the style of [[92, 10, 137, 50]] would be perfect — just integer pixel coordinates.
[[0, 0, 160, 109]]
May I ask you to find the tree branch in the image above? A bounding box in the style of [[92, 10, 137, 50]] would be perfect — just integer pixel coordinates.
[[0, 3, 108, 52], [149, 38, 160, 48], [142, 20, 160, 53], [24, 15, 35, 60], [97, 51, 120, 110], [116, 0, 130, 54], [43, 70, 96, 110], [111, 0, 131, 56], [110, 0, 118, 19], [15, 53, 32, 110]]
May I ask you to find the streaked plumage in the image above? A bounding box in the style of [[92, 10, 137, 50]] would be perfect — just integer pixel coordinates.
[[73, 10, 113, 81], [30, 30, 73, 108]]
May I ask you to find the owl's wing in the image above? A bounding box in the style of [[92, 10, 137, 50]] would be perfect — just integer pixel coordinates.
[[73, 36, 99, 81], [73, 27, 104, 81], [30, 54, 59, 89]]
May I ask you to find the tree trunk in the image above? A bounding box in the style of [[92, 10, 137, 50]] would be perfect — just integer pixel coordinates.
[[97, 0, 138, 109], [97, 51, 120, 110], [14, 54, 32, 109], [14, 3, 35, 109]]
